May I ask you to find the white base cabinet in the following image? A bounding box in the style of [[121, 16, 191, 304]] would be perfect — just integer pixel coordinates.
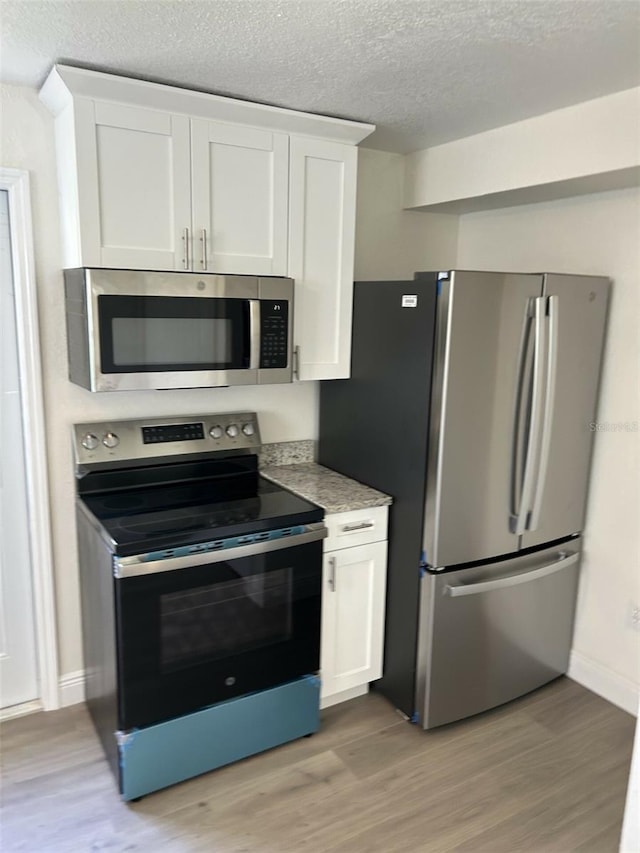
[[320, 506, 388, 707]]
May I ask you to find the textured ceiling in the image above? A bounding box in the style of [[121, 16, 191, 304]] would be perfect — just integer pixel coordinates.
[[1, 0, 639, 152]]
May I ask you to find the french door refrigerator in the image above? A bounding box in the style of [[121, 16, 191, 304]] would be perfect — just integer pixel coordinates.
[[318, 270, 609, 729]]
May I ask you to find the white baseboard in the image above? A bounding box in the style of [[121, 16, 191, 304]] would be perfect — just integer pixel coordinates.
[[0, 699, 43, 722], [569, 651, 639, 716], [58, 670, 86, 708]]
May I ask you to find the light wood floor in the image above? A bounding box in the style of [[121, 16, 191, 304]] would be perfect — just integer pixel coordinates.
[[1, 677, 635, 852]]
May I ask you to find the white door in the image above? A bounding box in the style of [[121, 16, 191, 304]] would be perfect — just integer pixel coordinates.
[[288, 136, 358, 380], [0, 189, 39, 709], [78, 100, 191, 270], [320, 541, 387, 700], [191, 120, 288, 275]]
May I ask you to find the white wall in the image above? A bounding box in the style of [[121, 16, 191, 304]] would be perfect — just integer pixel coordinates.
[[457, 188, 640, 711], [404, 88, 640, 212], [355, 148, 458, 279]]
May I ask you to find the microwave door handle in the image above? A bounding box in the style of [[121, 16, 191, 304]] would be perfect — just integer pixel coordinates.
[[248, 300, 260, 369]]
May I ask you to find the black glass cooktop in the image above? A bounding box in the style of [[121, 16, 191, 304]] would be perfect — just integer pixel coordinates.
[[77, 456, 323, 557]]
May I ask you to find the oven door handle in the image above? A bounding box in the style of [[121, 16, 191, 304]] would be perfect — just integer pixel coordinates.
[[114, 523, 327, 578]]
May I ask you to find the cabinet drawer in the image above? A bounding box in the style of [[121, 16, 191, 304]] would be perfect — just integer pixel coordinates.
[[324, 506, 388, 553]]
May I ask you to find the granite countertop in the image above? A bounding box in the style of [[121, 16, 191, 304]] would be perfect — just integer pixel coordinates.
[[261, 462, 392, 515]]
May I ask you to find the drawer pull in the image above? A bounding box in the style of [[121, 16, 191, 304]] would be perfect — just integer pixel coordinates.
[[341, 521, 374, 533]]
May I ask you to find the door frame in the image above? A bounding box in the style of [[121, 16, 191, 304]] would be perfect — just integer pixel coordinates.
[[0, 167, 59, 712]]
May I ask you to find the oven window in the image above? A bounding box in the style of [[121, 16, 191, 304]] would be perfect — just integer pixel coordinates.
[[98, 294, 248, 373], [160, 567, 292, 670]]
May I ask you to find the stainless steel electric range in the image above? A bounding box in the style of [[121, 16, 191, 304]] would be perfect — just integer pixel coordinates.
[[73, 412, 326, 800]]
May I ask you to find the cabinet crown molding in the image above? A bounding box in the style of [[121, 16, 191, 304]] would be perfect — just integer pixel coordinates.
[[39, 64, 375, 146]]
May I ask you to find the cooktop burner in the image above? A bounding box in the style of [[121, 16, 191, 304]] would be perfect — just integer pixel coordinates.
[[80, 474, 322, 557]]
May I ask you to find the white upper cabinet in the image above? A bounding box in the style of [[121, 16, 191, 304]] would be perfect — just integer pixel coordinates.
[[289, 137, 358, 380], [76, 100, 191, 270], [40, 65, 374, 378], [53, 103, 288, 275], [191, 121, 289, 275]]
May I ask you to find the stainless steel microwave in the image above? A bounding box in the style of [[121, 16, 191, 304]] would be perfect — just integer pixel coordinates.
[[64, 268, 294, 391]]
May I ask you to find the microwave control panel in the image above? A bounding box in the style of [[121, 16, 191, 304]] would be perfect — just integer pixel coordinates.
[[259, 301, 289, 369]]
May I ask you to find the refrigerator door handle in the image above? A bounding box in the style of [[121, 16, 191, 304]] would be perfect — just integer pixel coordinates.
[[510, 300, 534, 528], [513, 297, 546, 536], [528, 295, 559, 531], [444, 550, 579, 597]]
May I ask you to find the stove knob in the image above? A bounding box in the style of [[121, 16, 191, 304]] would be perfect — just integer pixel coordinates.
[[102, 431, 120, 449], [209, 425, 224, 440], [81, 433, 99, 451], [226, 424, 239, 438], [242, 423, 255, 437]]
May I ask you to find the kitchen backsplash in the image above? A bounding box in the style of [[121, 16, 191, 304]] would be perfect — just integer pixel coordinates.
[[260, 440, 315, 467]]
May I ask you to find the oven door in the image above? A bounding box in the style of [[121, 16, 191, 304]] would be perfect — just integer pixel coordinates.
[[114, 528, 325, 729]]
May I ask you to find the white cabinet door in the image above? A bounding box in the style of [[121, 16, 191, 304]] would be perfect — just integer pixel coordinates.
[[288, 137, 358, 380], [78, 101, 191, 270], [320, 540, 387, 700], [191, 120, 288, 275]]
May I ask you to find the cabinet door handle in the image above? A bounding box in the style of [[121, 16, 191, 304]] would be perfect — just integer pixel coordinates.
[[341, 521, 374, 533], [200, 228, 207, 269], [182, 227, 190, 269], [328, 556, 336, 592]]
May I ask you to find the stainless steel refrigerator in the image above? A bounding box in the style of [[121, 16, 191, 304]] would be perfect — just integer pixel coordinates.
[[318, 270, 609, 729]]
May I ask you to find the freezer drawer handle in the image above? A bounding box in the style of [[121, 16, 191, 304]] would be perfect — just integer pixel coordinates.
[[444, 551, 579, 597]]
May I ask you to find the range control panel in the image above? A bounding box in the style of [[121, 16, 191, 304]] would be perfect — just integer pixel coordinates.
[[259, 300, 289, 369], [73, 412, 261, 467]]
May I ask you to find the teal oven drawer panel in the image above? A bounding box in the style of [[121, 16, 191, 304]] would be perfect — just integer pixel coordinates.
[[118, 676, 320, 801]]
